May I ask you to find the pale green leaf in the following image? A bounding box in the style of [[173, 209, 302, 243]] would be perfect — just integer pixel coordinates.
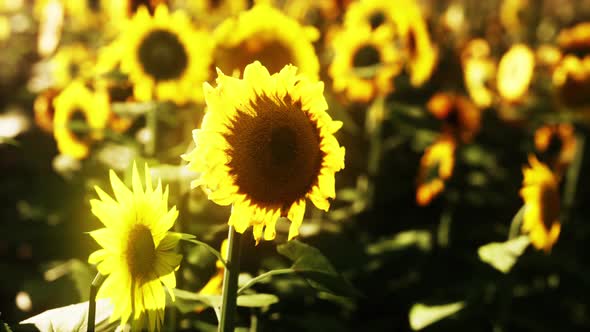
[[478, 235, 530, 273], [19, 299, 116, 332], [236, 294, 279, 308], [409, 301, 465, 331]]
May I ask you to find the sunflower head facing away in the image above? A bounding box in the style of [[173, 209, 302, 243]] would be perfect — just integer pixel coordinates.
[[329, 25, 402, 103], [534, 123, 577, 173], [88, 163, 182, 331], [416, 135, 456, 206], [118, 5, 213, 104], [427, 92, 481, 143], [213, 4, 320, 80], [497, 44, 535, 103], [53, 81, 109, 159], [520, 156, 561, 252], [183, 61, 345, 243]]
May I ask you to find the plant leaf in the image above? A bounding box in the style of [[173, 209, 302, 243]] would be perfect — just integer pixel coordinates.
[[409, 301, 465, 330], [236, 294, 279, 308], [478, 235, 530, 273], [19, 299, 116, 332]]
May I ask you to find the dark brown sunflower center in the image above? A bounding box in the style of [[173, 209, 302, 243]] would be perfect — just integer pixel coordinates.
[[109, 83, 135, 103], [69, 109, 91, 142], [215, 39, 294, 76], [138, 29, 188, 81], [209, 0, 222, 10], [353, 45, 381, 68], [126, 224, 156, 279], [88, 0, 100, 11], [224, 94, 324, 210], [369, 10, 386, 29], [539, 185, 560, 231]]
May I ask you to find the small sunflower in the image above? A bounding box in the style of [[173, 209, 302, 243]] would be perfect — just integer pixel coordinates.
[[88, 163, 182, 331], [557, 22, 590, 56], [53, 81, 109, 159], [213, 4, 320, 80], [182, 61, 345, 243], [497, 44, 535, 103], [49, 43, 95, 88], [427, 92, 481, 143], [416, 135, 456, 206], [553, 55, 590, 107], [59, 0, 110, 30], [329, 25, 402, 103], [34, 88, 60, 133], [535, 123, 577, 173], [520, 156, 561, 252], [118, 5, 213, 104], [461, 39, 496, 108]]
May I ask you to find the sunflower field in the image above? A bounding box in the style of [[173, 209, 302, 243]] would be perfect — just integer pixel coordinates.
[[2, 0, 590, 331]]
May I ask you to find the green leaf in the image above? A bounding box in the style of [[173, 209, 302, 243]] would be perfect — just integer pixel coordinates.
[[409, 301, 465, 331], [478, 235, 530, 273], [19, 300, 116, 332], [172, 288, 222, 316], [0, 321, 13, 332], [366, 230, 432, 255], [236, 294, 279, 308], [277, 240, 360, 298]]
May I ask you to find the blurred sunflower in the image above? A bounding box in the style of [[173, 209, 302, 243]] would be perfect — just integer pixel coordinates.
[[520, 156, 561, 252], [34, 88, 60, 133], [461, 39, 496, 108], [53, 81, 109, 159], [49, 43, 94, 88], [557, 22, 590, 56], [88, 163, 182, 331], [535, 123, 577, 173], [427, 92, 481, 143], [213, 4, 319, 79], [553, 55, 590, 107], [329, 26, 402, 103], [183, 61, 345, 243], [61, 0, 109, 29], [416, 135, 456, 206], [117, 5, 213, 104], [497, 44, 535, 103], [343, 0, 399, 31]]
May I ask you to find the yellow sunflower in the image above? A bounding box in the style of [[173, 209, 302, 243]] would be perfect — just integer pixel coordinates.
[[118, 5, 213, 104], [61, 0, 109, 30], [88, 163, 182, 331], [427, 92, 481, 143], [34, 88, 60, 133], [557, 22, 590, 56], [49, 43, 95, 88], [213, 4, 320, 80], [53, 81, 109, 159], [461, 39, 496, 108], [497, 44, 535, 103], [329, 25, 402, 103], [534, 123, 577, 173], [500, 0, 529, 32], [520, 156, 561, 252], [416, 135, 456, 206], [182, 61, 345, 243]]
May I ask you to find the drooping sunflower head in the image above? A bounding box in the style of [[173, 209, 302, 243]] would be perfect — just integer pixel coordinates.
[[119, 5, 213, 104], [520, 156, 561, 252], [53, 81, 109, 159], [553, 55, 590, 107], [88, 162, 182, 331], [34, 88, 60, 133], [50, 43, 95, 88], [183, 61, 345, 243], [534, 123, 577, 173], [213, 4, 320, 80], [329, 25, 402, 103], [461, 38, 496, 108], [427, 92, 481, 143], [497, 44, 535, 103], [557, 22, 590, 57], [416, 135, 456, 206]]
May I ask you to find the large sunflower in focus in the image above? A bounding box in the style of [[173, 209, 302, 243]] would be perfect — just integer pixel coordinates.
[[88, 163, 182, 331], [53, 81, 109, 159], [520, 156, 561, 252], [118, 5, 213, 104], [213, 4, 320, 79], [329, 26, 402, 103], [183, 62, 345, 243]]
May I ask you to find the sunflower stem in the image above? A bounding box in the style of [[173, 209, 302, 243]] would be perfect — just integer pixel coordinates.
[[219, 226, 242, 332], [146, 103, 158, 156], [87, 272, 106, 332]]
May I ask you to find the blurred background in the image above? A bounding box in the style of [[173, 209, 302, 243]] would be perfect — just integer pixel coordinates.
[[1, 0, 590, 331]]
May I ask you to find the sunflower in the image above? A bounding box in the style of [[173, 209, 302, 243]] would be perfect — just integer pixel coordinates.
[[61, 0, 109, 29], [53, 81, 109, 159], [416, 135, 456, 206], [117, 5, 213, 104], [461, 39, 496, 108], [427, 92, 481, 143], [343, 0, 400, 31], [213, 4, 319, 80], [553, 55, 590, 107], [500, 0, 529, 32], [535, 123, 577, 173], [34, 88, 60, 133], [497, 44, 535, 103], [557, 22, 590, 57], [49, 43, 95, 88], [88, 163, 182, 331], [182, 61, 345, 243], [329, 25, 402, 102], [520, 156, 561, 252]]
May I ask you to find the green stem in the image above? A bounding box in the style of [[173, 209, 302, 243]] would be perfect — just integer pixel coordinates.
[[237, 268, 296, 296], [508, 205, 525, 240], [146, 104, 157, 156], [87, 273, 106, 332], [219, 226, 242, 332], [182, 238, 229, 269]]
